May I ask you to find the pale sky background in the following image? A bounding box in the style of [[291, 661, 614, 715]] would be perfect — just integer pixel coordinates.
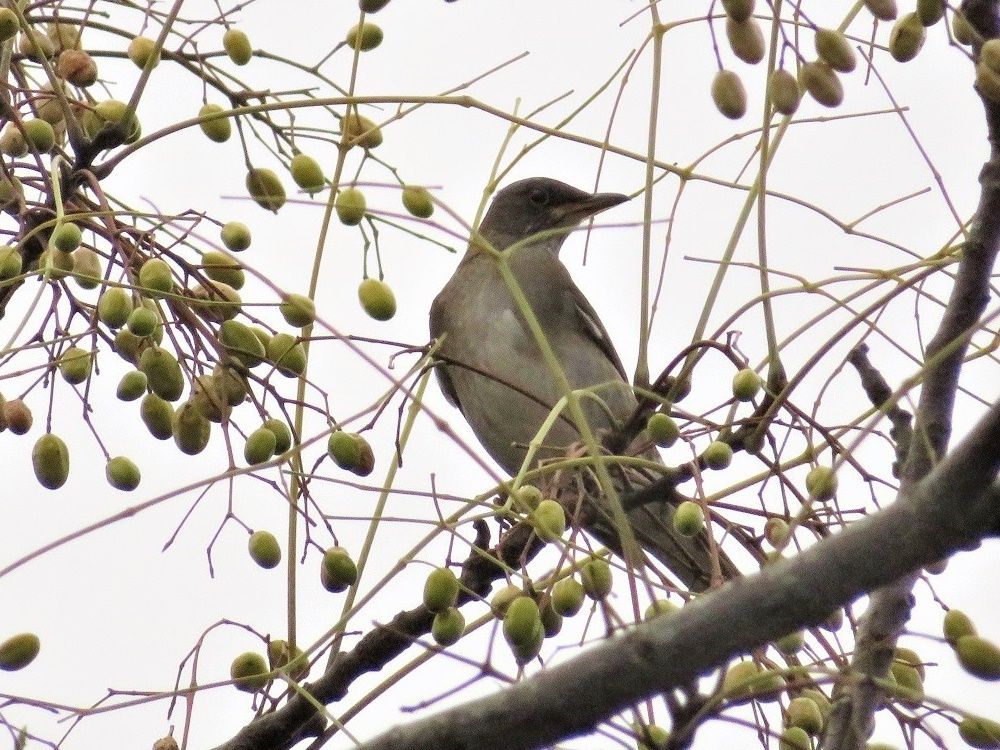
[[1, 2, 998, 749]]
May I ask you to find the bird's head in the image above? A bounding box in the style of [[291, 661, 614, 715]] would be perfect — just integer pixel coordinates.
[[476, 177, 628, 254]]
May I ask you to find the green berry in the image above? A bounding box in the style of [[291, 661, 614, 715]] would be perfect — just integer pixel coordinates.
[[248, 530, 281, 569], [290, 153, 325, 194], [31, 433, 69, 489], [357, 278, 396, 321], [320, 547, 358, 592], [198, 103, 231, 143], [672, 500, 704, 537], [220, 221, 251, 251], [0, 633, 40, 671], [279, 293, 316, 327], [106, 456, 141, 491], [423, 566, 460, 612], [401, 185, 434, 218], [230, 652, 268, 692], [346, 22, 383, 51], [222, 28, 252, 65], [246, 167, 285, 212], [116, 370, 148, 401], [335, 187, 366, 225], [702, 440, 733, 470], [244, 427, 277, 465], [646, 412, 679, 447], [431, 608, 465, 646]]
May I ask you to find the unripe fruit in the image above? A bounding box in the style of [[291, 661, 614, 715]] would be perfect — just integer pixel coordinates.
[[581, 557, 613, 599], [805, 465, 837, 501], [702, 440, 733, 470], [244, 427, 277, 465], [127, 36, 160, 68], [889, 13, 926, 62], [779, 726, 811, 750], [944, 609, 977, 644], [821, 607, 844, 631], [221, 221, 251, 251], [917, 0, 944, 26], [57, 49, 97, 87], [201, 250, 245, 289], [956, 636, 1000, 680], [423, 567, 460, 612], [721, 0, 754, 22], [787, 696, 824, 734], [646, 413, 679, 448], [222, 28, 252, 65], [983, 41, 1000, 74], [953, 13, 975, 46], [71, 247, 101, 289], [23, 118, 54, 152], [290, 153, 324, 194], [267, 333, 307, 377], [672, 500, 704, 537], [4, 398, 32, 434], [125, 306, 158, 339], [39, 249, 74, 280], [0, 633, 40, 671], [246, 167, 285, 212], [889, 659, 924, 706], [864, 0, 897, 21], [342, 113, 382, 148], [140, 393, 174, 440], [512, 484, 543, 511], [540, 600, 562, 637], [768, 69, 800, 116], [346, 22, 383, 51], [138, 257, 173, 297], [490, 585, 522, 616], [19, 30, 55, 61], [503, 595, 541, 647], [815, 28, 856, 73], [327, 430, 375, 475], [975, 64, 1000, 105], [198, 103, 231, 143], [401, 186, 434, 218], [172, 400, 211, 454], [360, 0, 392, 11], [775, 629, 805, 654], [279, 293, 315, 327], [551, 578, 586, 617], [321, 547, 358, 592], [190, 281, 241, 322], [52, 222, 82, 252], [48, 22, 81, 52], [32, 433, 69, 489], [532, 498, 566, 542], [959, 716, 1000, 749], [267, 639, 309, 680], [634, 723, 669, 750], [0, 245, 21, 280], [357, 277, 396, 320], [116, 370, 147, 401], [106, 456, 141, 491], [732, 368, 761, 401], [139, 346, 184, 401], [219, 320, 266, 368], [0, 8, 16, 42], [83, 99, 141, 146], [894, 646, 925, 680], [802, 61, 843, 107], [58, 346, 92, 384], [712, 69, 747, 119], [264, 418, 292, 453], [189, 375, 231, 423], [336, 187, 367, 225], [644, 598, 679, 621], [230, 652, 268, 692], [248, 530, 281, 569], [723, 660, 783, 701], [726, 17, 765, 65], [113, 329, 147, 364], [432, 608, 465, 646], [0, 174, 22, 206], [0, 123, 27, 157]]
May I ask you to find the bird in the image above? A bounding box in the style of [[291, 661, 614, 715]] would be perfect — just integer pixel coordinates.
[[430, 176, 730, 591]]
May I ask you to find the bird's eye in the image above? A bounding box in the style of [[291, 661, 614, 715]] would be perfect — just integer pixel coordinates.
[[528, 188, 549, 206]]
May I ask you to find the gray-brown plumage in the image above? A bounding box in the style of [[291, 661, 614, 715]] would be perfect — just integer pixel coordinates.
[[430, 177, 727, 590]]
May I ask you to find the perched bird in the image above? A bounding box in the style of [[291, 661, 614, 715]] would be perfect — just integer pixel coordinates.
[[430, 177, 728, 591]]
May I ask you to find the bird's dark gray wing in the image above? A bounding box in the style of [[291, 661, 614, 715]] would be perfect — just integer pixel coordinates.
[[567, 277, 629, 384]]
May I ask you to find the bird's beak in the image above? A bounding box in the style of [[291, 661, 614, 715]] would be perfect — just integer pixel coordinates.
[[552, 192, 629, 225]]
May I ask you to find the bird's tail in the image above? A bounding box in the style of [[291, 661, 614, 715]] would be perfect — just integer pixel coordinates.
[[543, 451, 742, 593]]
